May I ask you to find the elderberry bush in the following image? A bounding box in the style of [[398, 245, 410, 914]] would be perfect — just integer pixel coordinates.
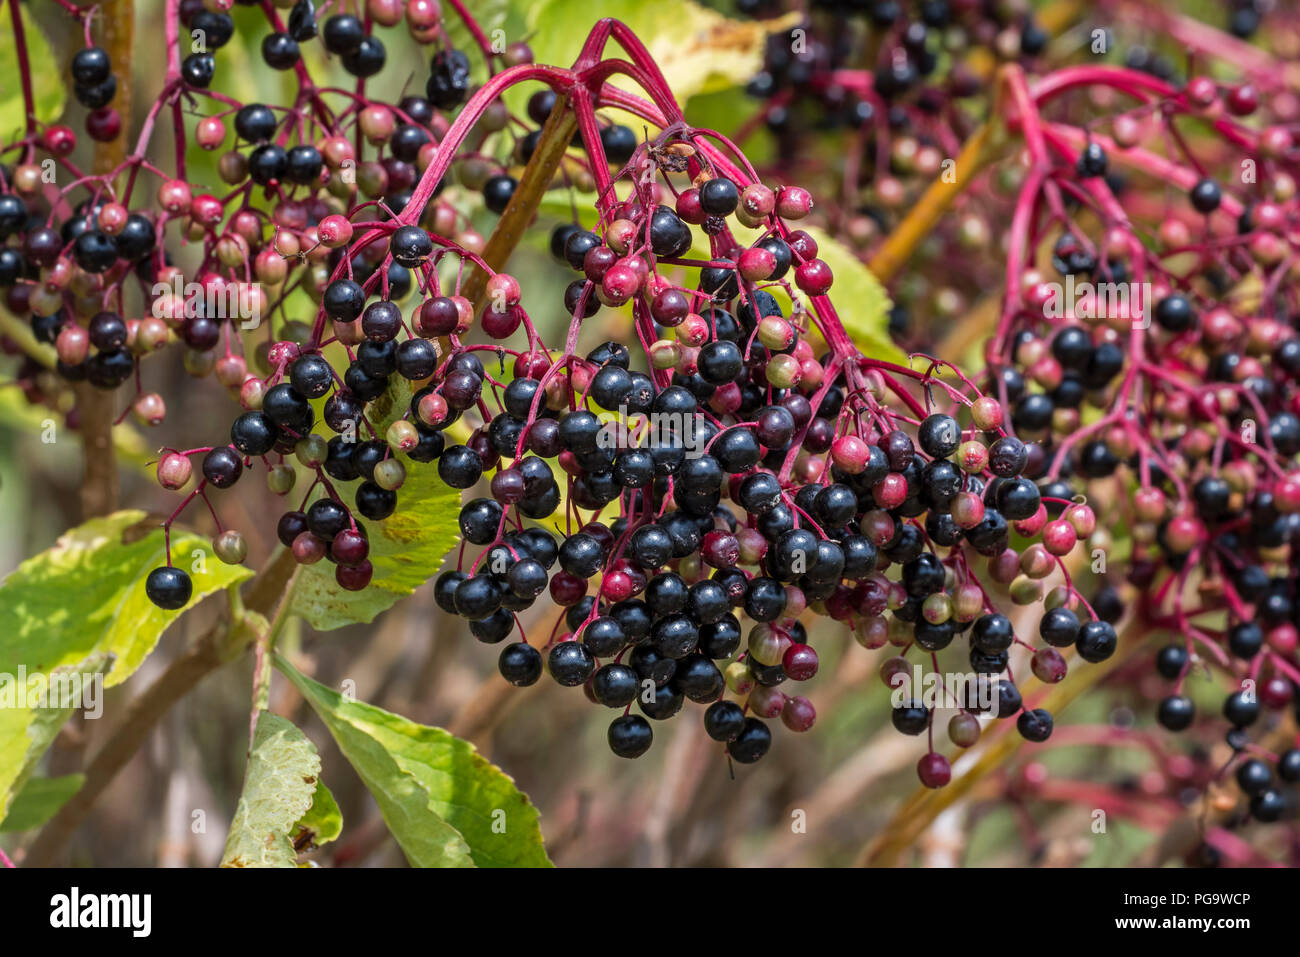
[[0, 0, 1130, 797]]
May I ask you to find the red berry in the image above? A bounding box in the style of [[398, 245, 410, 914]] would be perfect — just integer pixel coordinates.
[[782, 643, 819, 681], [917, 752, 951, 788], [781, 695, 816, 732], [795, 258, 833, 296]]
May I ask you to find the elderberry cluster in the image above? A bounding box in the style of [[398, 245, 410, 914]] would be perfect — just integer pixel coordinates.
[[984, 61, 1300, 824]]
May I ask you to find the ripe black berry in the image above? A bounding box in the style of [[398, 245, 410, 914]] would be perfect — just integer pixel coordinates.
[[145, 566, 192, 610]]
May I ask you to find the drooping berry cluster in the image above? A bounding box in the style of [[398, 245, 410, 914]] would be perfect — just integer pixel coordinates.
[[981, 56, 1300, 826]]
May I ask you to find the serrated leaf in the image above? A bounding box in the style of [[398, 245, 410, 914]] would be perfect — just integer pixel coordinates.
[[0, 773, 83, 832], [275, 656, 472, 868], [289, 378, 461, 630], [0, 5, 65, 134], [0, 511, 252, 819], [294, 777, 342, 848], [221, 713, 322, 868], [277, 655, 551, 868]]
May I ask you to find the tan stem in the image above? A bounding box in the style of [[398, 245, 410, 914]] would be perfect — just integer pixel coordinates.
[[459, 94, 578, 312]]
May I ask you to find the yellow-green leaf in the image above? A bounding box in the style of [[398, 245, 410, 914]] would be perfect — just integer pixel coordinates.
[[294, 777, 343, 849], [0, 511, 252, 819], [518, 0, 792, 114], [277, 655, 551, 868]]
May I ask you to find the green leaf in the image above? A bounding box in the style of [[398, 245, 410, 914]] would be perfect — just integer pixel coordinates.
[[516, 0, 789, 117], [277, 655, 551, 868], [289, 378, 462, 630], [0, 5, 65, 134], [0, 773, 83, 833], [221, 713, 323, 867], [0, 511, 253, 819], [294, 778, 343, 849]]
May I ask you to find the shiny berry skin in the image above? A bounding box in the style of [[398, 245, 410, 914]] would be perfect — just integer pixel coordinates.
[[482, 174, 517, 214], [698, 177, 739, 216], [72, 46, 112, 85], [794, 258, 833, 295], [1189, 178, 1222, 213], [548, 641, 596, 686], [1016, 708, 1053, 742], [608, 715, 653, 758], [1157, 694, 1195, 731], [498, 642, 542, 686], [726, 717, 772, 763], [145, 566, 192, 610]]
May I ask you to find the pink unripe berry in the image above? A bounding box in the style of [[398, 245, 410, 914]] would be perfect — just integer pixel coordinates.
[[777, 185, 813, 220], [872, 473, 909, 509], [741, 184, 776, 218], [1013, 504, 1048, 537], [600, 263, 640, 305], [1185, 76, 1218, 108], [157, 452, 193, 490], [133, 392, 166, 426], [215, 355, 247, 388], [748, 684, 787, 719], [196, 116, 226, 150], [1273, 476, 1300, 513], [757, 315, 795, 351], [787, 229, 818, 261], [1032, 647, 1068, 684], [971, 395, 1003, 431], [97, 202, 129, 236], [318, 214, 353, 248], [43, 125, 77, 156], [600, 570, 635, 603], [1164, 515, 1202, 554], [1065, 503, 1096, 537], [738, 246, 776, 281], [485, 272, 522, 309], [157, 179, 192, 214], [675, 187, 706, 224], [56, 324, 90, 365], [1133, 487, 1167, 521], [951, 491, 985, 528], [359, 105, 395, 144], [831, 435, 869, 473]]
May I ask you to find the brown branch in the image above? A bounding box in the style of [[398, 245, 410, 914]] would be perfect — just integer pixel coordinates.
[[459, 94, 578, 311], [75, 0, 135, 521]]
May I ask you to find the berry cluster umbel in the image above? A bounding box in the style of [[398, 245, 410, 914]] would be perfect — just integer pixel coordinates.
[[3, 4, 1114, 787]]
